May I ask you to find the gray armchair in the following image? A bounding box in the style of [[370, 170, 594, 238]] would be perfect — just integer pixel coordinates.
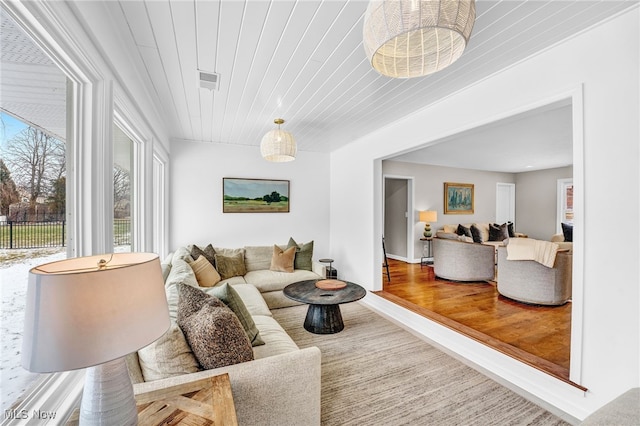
[[496, 246, 572, 305], [432, 237, 495, 282]]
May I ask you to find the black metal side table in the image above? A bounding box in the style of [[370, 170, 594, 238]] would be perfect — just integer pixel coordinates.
[[420, 237, 433, 268], [319, 258, 337, 279]]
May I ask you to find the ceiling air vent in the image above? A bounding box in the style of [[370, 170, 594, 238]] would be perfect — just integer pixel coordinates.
[[199, 70, 220, 91]]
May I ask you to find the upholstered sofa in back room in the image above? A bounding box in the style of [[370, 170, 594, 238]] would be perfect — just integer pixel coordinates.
[[496, 246, 572, 305], [432, 237, 496, 282], [432, 222, 525, 282], [126, 240, 325, 425]]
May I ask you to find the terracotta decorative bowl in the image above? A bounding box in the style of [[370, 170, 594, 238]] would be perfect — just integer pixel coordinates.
[[315, 279, 347, 290]]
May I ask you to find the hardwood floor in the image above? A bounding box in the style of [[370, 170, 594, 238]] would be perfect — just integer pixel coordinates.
[[375, 259, 580, 388]]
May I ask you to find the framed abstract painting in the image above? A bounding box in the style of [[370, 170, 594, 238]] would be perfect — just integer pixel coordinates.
[[444, 182, 474, 214]]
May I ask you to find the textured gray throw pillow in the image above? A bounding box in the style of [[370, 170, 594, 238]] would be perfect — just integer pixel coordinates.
[[177, 284, 253, 370]]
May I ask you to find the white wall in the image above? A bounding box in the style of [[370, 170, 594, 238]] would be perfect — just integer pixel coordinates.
[[170, 141, 331, 262], [331, 7, 639, 420], [516, 166, 573, 240]]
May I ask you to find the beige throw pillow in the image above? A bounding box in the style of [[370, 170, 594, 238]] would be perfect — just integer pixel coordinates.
[[189, 255, 221, 287], [270, 245, 296, 273], [137, 323, 200, 381]]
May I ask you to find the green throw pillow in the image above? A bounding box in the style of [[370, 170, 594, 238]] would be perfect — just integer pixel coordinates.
[[214, 252, 247, 279], [206, 283, 265, 347], [287, 237, 313, 271]]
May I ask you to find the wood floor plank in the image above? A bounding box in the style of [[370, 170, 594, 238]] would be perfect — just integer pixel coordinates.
[[376, 259, 582, 389]]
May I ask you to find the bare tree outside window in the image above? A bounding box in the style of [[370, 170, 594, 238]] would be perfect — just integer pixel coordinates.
[[0, 159, 20, 216], [3, 126, 65, 216], [113, 164, 131, 218]]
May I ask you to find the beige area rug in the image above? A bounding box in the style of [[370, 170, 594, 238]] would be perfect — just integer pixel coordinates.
[[272, 302, 569, 426]]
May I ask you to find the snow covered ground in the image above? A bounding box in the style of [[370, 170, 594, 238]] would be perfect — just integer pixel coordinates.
[[1, 248, 66, 411]]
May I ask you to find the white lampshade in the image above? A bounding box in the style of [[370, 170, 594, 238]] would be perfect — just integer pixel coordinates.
[[420, 210, 438, 223], [22, 252, 170, 373], [22, 253, 170, 425], [363, 0, 476, 78], [261, 118, 296, 162]]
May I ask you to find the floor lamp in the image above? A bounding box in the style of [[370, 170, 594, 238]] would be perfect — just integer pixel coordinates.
[[22, 252, 170, 425]]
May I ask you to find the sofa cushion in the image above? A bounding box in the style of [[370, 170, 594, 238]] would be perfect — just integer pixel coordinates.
[[229, 284, 272, 317], [205, 283, 265, 346], [191, 243, 217, 267], [244, 246, 275, 272], [287, 238, 314, 271], [219, 276, 248, 286], [161, 262, 172, 281], [475, 223, 491, 242], [214, 247, 245, 258], [189, 255, 221, 287], [456, 224, 472, 238], [489, 223, 509, 241], [251, 315, 299, 360], [470, 224, 483, 243], [436, 231, 459, 240], [165, 258, 198, 290], [245, 269, 321, 293], [270, 245, 296, 273], [443, 224, 458, 234], [561, 222, 573, 242], [137, 323, 200, 382], [172, 246, 194, 264], [215, 252, 247, 280], [177, 284, 253, 370]]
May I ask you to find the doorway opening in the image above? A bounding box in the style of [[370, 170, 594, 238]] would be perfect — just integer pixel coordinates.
[[383, 176, 414, 263]]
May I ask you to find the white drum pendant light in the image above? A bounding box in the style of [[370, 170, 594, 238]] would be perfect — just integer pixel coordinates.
[[261, 118, 296, 162], [363, 0, 476, 78]]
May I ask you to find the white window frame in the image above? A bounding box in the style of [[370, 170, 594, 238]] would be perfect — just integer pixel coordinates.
[[113, 108, 146, 252], [557, 178, 574, 233], [152, 148, 169, 259]]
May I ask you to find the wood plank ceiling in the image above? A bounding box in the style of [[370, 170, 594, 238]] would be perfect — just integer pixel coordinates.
[[97, 0, 633, 153], [4, 1, 634, 156]]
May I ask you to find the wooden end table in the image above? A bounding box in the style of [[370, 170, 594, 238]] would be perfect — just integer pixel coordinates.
[[66, 373, 237, 426], [283, 279, 366, 334]]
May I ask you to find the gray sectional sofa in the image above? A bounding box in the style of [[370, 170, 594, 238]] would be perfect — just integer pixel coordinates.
[[126, 245, 325, 425]]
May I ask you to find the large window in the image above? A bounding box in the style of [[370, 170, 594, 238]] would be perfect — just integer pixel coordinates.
[[0, 9, 69, 412], [113, 123, 133, 251]]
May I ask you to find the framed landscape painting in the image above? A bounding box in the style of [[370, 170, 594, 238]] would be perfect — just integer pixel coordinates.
[[223, 178, 290, 213], [444, 182, 474, 214]]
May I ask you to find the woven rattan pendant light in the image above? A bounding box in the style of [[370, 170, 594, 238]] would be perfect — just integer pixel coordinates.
[[363, 0, 476, 78], [260, 118, 296, 162]]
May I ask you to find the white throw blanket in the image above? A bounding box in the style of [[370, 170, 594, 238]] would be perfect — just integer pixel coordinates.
[[506, 238, 559, 268]]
